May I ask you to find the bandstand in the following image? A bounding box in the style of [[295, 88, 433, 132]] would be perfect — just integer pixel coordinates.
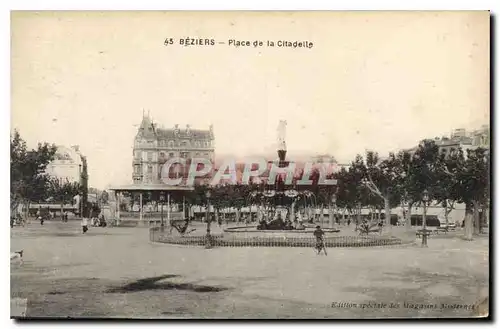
[[109, 184, 194, 226]]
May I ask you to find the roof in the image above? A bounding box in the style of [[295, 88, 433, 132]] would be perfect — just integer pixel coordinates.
[[155, 128, 212, 140], [108, 183, 194, 192], [136, 115, 213, 140]]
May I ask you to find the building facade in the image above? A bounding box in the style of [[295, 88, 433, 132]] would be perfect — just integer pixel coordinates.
[[132, 114, 215, 184], [44, 145, 84, 184], [406, 125, 490, 157]]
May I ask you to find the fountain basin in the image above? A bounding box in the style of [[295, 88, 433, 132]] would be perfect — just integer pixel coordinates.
[[224, 225, 340, 239]]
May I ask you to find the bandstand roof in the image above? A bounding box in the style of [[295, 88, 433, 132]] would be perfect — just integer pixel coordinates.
[[108, 183, 194, 192]]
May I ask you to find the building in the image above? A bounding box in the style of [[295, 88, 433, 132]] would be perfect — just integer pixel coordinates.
[[132, 113, 215, 184], [406, 125, 490, 157], [44, 145, 84, 183], [470, 124, 490, 149]]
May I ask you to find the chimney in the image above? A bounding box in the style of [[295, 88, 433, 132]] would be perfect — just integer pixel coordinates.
[[186, 124, 191, 134], [71, 145, 80, 153]]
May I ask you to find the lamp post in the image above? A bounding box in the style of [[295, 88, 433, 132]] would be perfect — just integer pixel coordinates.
[[331, 194, 337, 228], [421, 189, 429, 247], [205, 190, 212, 249], [160, 191, 165, 230]]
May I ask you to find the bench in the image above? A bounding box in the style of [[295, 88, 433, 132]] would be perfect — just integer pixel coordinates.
[[416, 229, 433, 238], [436, 227, 448, 234]]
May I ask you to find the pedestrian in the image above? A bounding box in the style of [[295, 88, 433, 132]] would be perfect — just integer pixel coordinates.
[[347, 219, 351, 226], [313, 225, 327, 255], [82, 217, 89, 234], [38, 215, 44, 226]]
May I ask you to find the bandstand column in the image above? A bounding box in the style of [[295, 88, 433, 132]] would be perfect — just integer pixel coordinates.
[[182, 195, 186, 219], [167, 193, 171, 224], [139, 192, 143, 222], [116, 192, 121, 220]]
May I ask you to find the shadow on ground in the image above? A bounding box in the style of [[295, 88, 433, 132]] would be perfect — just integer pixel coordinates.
[[106, 274, 229, 293]]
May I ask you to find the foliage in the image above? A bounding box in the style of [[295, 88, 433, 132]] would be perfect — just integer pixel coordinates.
[[48, 177, 81, 205], [10, 130, 57, 212]]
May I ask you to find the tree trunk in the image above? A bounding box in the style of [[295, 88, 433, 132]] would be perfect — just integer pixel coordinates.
[[319, 204, 324, 225], [464, 203, 473, 240], [24, 201, 29, 222], [482, 203, 489, 230], [444, 202, 449, 228], [384, 196, 391, 234], [473, 200, 481, 235], [61, 199, 64, 221], [356, 205, 361, 224], [328, 202, 334, 228], [235, 207, 240, 222], [405, 203, 413, 231]]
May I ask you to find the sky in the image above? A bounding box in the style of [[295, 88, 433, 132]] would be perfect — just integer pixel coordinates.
[[11, 11, 490, 189]]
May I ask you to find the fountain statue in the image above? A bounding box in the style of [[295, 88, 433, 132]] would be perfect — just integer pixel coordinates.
[[249, 120, 318, 231], [277, 120, 287, 164]]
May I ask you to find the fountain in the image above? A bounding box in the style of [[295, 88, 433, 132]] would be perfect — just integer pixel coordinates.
[[229, 120, 337, 233], [150, 120, 404, 247]]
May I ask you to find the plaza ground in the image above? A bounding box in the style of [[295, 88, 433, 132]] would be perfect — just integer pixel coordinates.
[[10, 221, 489, 319]]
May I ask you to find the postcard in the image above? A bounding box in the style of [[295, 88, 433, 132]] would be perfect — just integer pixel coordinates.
[[10, 11, 489, 319]]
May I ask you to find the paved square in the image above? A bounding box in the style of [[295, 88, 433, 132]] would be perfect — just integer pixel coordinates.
[[10, 221, 489, 318]]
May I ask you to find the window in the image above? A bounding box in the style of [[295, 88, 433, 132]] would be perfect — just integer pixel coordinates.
[[159, 152, 165, 158], [169, 152, 174, 157], [147, 165, 153, 174], [147, 152, 153, 161], [168, 140, 174, 148]]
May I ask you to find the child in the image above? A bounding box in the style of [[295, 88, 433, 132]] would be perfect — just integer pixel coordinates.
[[313, 225, 327, 255]]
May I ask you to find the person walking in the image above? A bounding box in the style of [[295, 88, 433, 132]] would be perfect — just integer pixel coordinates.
[[82, 216, 89, 234]]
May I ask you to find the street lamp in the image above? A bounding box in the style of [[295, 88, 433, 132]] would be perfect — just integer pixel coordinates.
[[421, 189, 429, 247], [331, 194, 337, 228], [205, 190, 212, 249], [160, 191, 165, 229]]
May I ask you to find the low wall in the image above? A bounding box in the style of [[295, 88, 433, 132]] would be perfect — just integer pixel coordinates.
[[223, 226, 340, 239], [149, 227, 403, 248]]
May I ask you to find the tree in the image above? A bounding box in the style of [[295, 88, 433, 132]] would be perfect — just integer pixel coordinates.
[[400, 140, 442, 229], [434, 148, 465, 228], [456, 148, 489, 239], [80, 155, 89, 217], [11, 130, 57, 219], [362, 151, 402, 233], [396, 150, 420, 230], [48, 178, 81, 220], [341, 155, 367, 226]]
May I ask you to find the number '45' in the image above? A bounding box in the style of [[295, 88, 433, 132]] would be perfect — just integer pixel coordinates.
[[164, 38, 174, 46]]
